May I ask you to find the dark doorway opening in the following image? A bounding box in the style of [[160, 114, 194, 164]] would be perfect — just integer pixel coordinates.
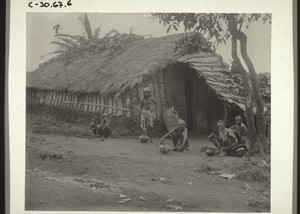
[[184, 70, 198, 130]]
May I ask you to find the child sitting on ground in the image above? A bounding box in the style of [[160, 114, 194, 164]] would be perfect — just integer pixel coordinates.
[[90, 117, 98, 137], [97, 113, 112, 140]]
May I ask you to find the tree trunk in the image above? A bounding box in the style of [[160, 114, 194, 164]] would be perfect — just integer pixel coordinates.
[[231, 35, 257, 152], [227, 15, 259, 155], [234, 30, 267, 155]]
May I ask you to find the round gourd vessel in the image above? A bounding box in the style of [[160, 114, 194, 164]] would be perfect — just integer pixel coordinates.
[[159, 142, 171, 154], [139, 133, 149, 143], [206, 148, 215, 156]]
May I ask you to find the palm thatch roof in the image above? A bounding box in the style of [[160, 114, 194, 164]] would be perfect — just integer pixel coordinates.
[[27, 33, 245, 107], [178, 53, 245, 109]]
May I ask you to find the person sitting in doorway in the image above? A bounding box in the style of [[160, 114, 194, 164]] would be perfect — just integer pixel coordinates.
[[97, 113, 112, 140], [160, 119, 190, 152], [208, 120, 247, 157]]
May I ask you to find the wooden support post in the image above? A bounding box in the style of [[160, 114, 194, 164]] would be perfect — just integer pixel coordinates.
[[115, 97, 118, 116], [87, 95, 90, 112], [182, 83, 187, 122], [80, 95, 83, 111], [71, 95, 74, 109], [75, 95, 79, 110], [54, 93, 57, 106], [224, 103, 228, 127], [96, 96, 99, 112], [63, 94, 67, 108], [110, 97, 114, 115], [56, 93, 59, 106], [125, 97, 130, 118], [152, 82, 159, 119], [156, 73, 163, 119], [93, 96, 96, 112], [66, 94, 70, 109], [122, 97, 126, 116], [99, 96, 102, 113], [84, 95, 86, 111], [106, 97, 110, 114], [102, 97, 106, 114], [49, 93, 54, 105], [162, 71, 168, 106], [92, 96, 95, 112]]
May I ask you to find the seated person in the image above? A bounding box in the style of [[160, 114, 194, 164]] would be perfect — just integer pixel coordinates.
[[90, 117, 97, 136], [160, 119, 189, 152], [229, 116, 248, 144], [208, 120, 247, 156], [97, 113, 112, 140]]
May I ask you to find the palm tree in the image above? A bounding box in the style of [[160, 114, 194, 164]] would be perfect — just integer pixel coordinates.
[[47, 13, 120, 57]]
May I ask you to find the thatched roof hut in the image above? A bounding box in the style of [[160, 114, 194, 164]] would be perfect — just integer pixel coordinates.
[[27, 33, 245, 132]]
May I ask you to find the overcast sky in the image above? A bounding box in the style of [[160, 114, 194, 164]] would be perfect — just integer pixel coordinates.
[[27, 13, 271, 73]]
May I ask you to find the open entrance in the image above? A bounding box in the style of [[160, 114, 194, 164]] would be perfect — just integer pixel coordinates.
[[184, 69, 226, 133], [184, 69, 197, 130]]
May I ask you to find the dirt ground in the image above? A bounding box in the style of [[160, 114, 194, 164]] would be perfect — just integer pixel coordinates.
[[25, 113, 270, 212]]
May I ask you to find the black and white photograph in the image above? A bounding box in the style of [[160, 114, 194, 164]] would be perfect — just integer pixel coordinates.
[[6, 0, 296, 213], [25, 12, 272, 212]]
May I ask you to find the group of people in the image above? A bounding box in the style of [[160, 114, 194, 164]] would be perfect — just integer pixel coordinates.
[[89, 86, 255, 157], [138, 87, 189, 152], [139, 86, 249, 156], [208, 117, 249, 157], [139, 87, 189, 152], [90, 113, 112, 140]]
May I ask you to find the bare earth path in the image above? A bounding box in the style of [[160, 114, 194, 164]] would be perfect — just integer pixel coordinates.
[[25, 131, 270, 212]]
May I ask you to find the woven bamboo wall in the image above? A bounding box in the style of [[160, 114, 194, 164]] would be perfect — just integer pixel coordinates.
[[26, 89, 133, 118], [135, 64, 187, 122]]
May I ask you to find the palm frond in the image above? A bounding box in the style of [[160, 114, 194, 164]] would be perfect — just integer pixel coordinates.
[[55, 34, 89, 45], [93, 26, 101, 38], [74, 35, 89, 44], [59, 38, 79, 48], [83, 13, 93, 40], [55, 33, 80, 41], [103, 29, 120, 38], [50, 41, 74, 50], [40, 50, 64, 59]]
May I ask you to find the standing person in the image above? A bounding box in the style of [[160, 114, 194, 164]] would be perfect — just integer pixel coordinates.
[[230, 116, 248, 144], [140, 87, 157, 143], [160, 119, 189, 152]]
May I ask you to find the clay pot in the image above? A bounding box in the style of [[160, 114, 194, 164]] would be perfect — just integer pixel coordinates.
[[206, 148, 215, 156], [159, 142, 171, 154], [139, 132, 149, 143]]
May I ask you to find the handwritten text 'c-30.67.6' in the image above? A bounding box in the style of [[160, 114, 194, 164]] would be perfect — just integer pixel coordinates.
[[28, 0, 72, 8]]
